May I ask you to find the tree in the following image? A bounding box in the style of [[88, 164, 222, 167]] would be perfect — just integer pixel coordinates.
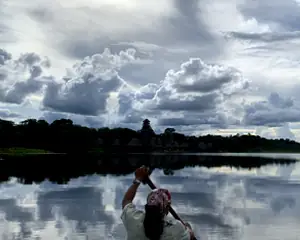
[[0, 119, 15, 147], [163, 128, 176, 146]]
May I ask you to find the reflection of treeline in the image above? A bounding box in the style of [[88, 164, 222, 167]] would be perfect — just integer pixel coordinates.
[[0, 154, 296, 184], [1, 118, 300, 153]]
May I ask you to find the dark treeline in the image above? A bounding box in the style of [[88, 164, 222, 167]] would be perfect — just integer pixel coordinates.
[[1, 118, 300, 154], [0, 154, 296, 184]]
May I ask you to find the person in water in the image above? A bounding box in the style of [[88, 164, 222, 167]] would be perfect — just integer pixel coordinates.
[[121, 166, 195, 240]]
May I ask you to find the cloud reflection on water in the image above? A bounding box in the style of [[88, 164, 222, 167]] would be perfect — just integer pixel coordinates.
[[0, 161, 299, 239]]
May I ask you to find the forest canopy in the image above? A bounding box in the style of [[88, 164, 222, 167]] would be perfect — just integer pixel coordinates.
[[0, 118, 299, 153]]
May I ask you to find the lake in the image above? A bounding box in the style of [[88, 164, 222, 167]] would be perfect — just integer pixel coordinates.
[[0, 153, 300, 239]]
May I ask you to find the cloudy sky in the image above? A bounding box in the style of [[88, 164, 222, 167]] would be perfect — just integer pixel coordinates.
[[1, 0, 300, 140]]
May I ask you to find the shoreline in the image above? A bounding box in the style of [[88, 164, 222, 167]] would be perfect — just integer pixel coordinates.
[[1, 149, 300, 157], [0, 154, 296, 184]]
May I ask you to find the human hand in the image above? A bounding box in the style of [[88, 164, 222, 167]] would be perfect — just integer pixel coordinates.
[[184, 222, 195, 240], [135, 166, 149, 182]]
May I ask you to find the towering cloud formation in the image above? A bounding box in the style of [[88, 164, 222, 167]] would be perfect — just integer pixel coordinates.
[[42, 48, 137, 116], [0, 50, 49, 104], [118, 57, 248, 129]]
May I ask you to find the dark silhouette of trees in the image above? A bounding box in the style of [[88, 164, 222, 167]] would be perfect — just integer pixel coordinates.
[[0, 119, 15, 147], [163, 128, 176, 146], [0, 117, 298, 184], [0, 117, 300, 155]]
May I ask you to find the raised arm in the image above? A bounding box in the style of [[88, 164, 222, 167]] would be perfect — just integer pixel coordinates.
[[122, 166, 149, 209], [122, 180, 140, 209]]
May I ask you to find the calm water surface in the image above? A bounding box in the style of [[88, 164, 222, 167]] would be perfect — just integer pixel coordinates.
[[0, 154, 300, 240]]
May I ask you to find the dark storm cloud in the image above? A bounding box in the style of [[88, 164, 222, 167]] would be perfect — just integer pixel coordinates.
[[18, 52, 42, 66], [0, 109, 21, 118], [243, 92, 300, 127], [3, 79, 43, 104], [0, 51, 47, 104], [155, 93, 219, 112], [42, 76, 120, 116], [42, 48, 137, 116], [0, 49, 12, 65], [268, 92, 293, 108]]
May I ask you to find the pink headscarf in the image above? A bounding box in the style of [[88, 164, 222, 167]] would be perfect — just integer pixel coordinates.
[[146, 188, 171, 214]]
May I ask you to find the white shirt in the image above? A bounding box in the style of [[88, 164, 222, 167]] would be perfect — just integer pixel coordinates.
[[121, 202, 190, 240]]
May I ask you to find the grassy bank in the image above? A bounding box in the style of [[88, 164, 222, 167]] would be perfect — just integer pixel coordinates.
[[0, 147, 105, 157], [88, 148, 104, 154], [0, 147, 52, 156]]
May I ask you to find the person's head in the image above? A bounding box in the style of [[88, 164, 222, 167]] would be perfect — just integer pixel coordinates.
[[143, 189, 171, 240]]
